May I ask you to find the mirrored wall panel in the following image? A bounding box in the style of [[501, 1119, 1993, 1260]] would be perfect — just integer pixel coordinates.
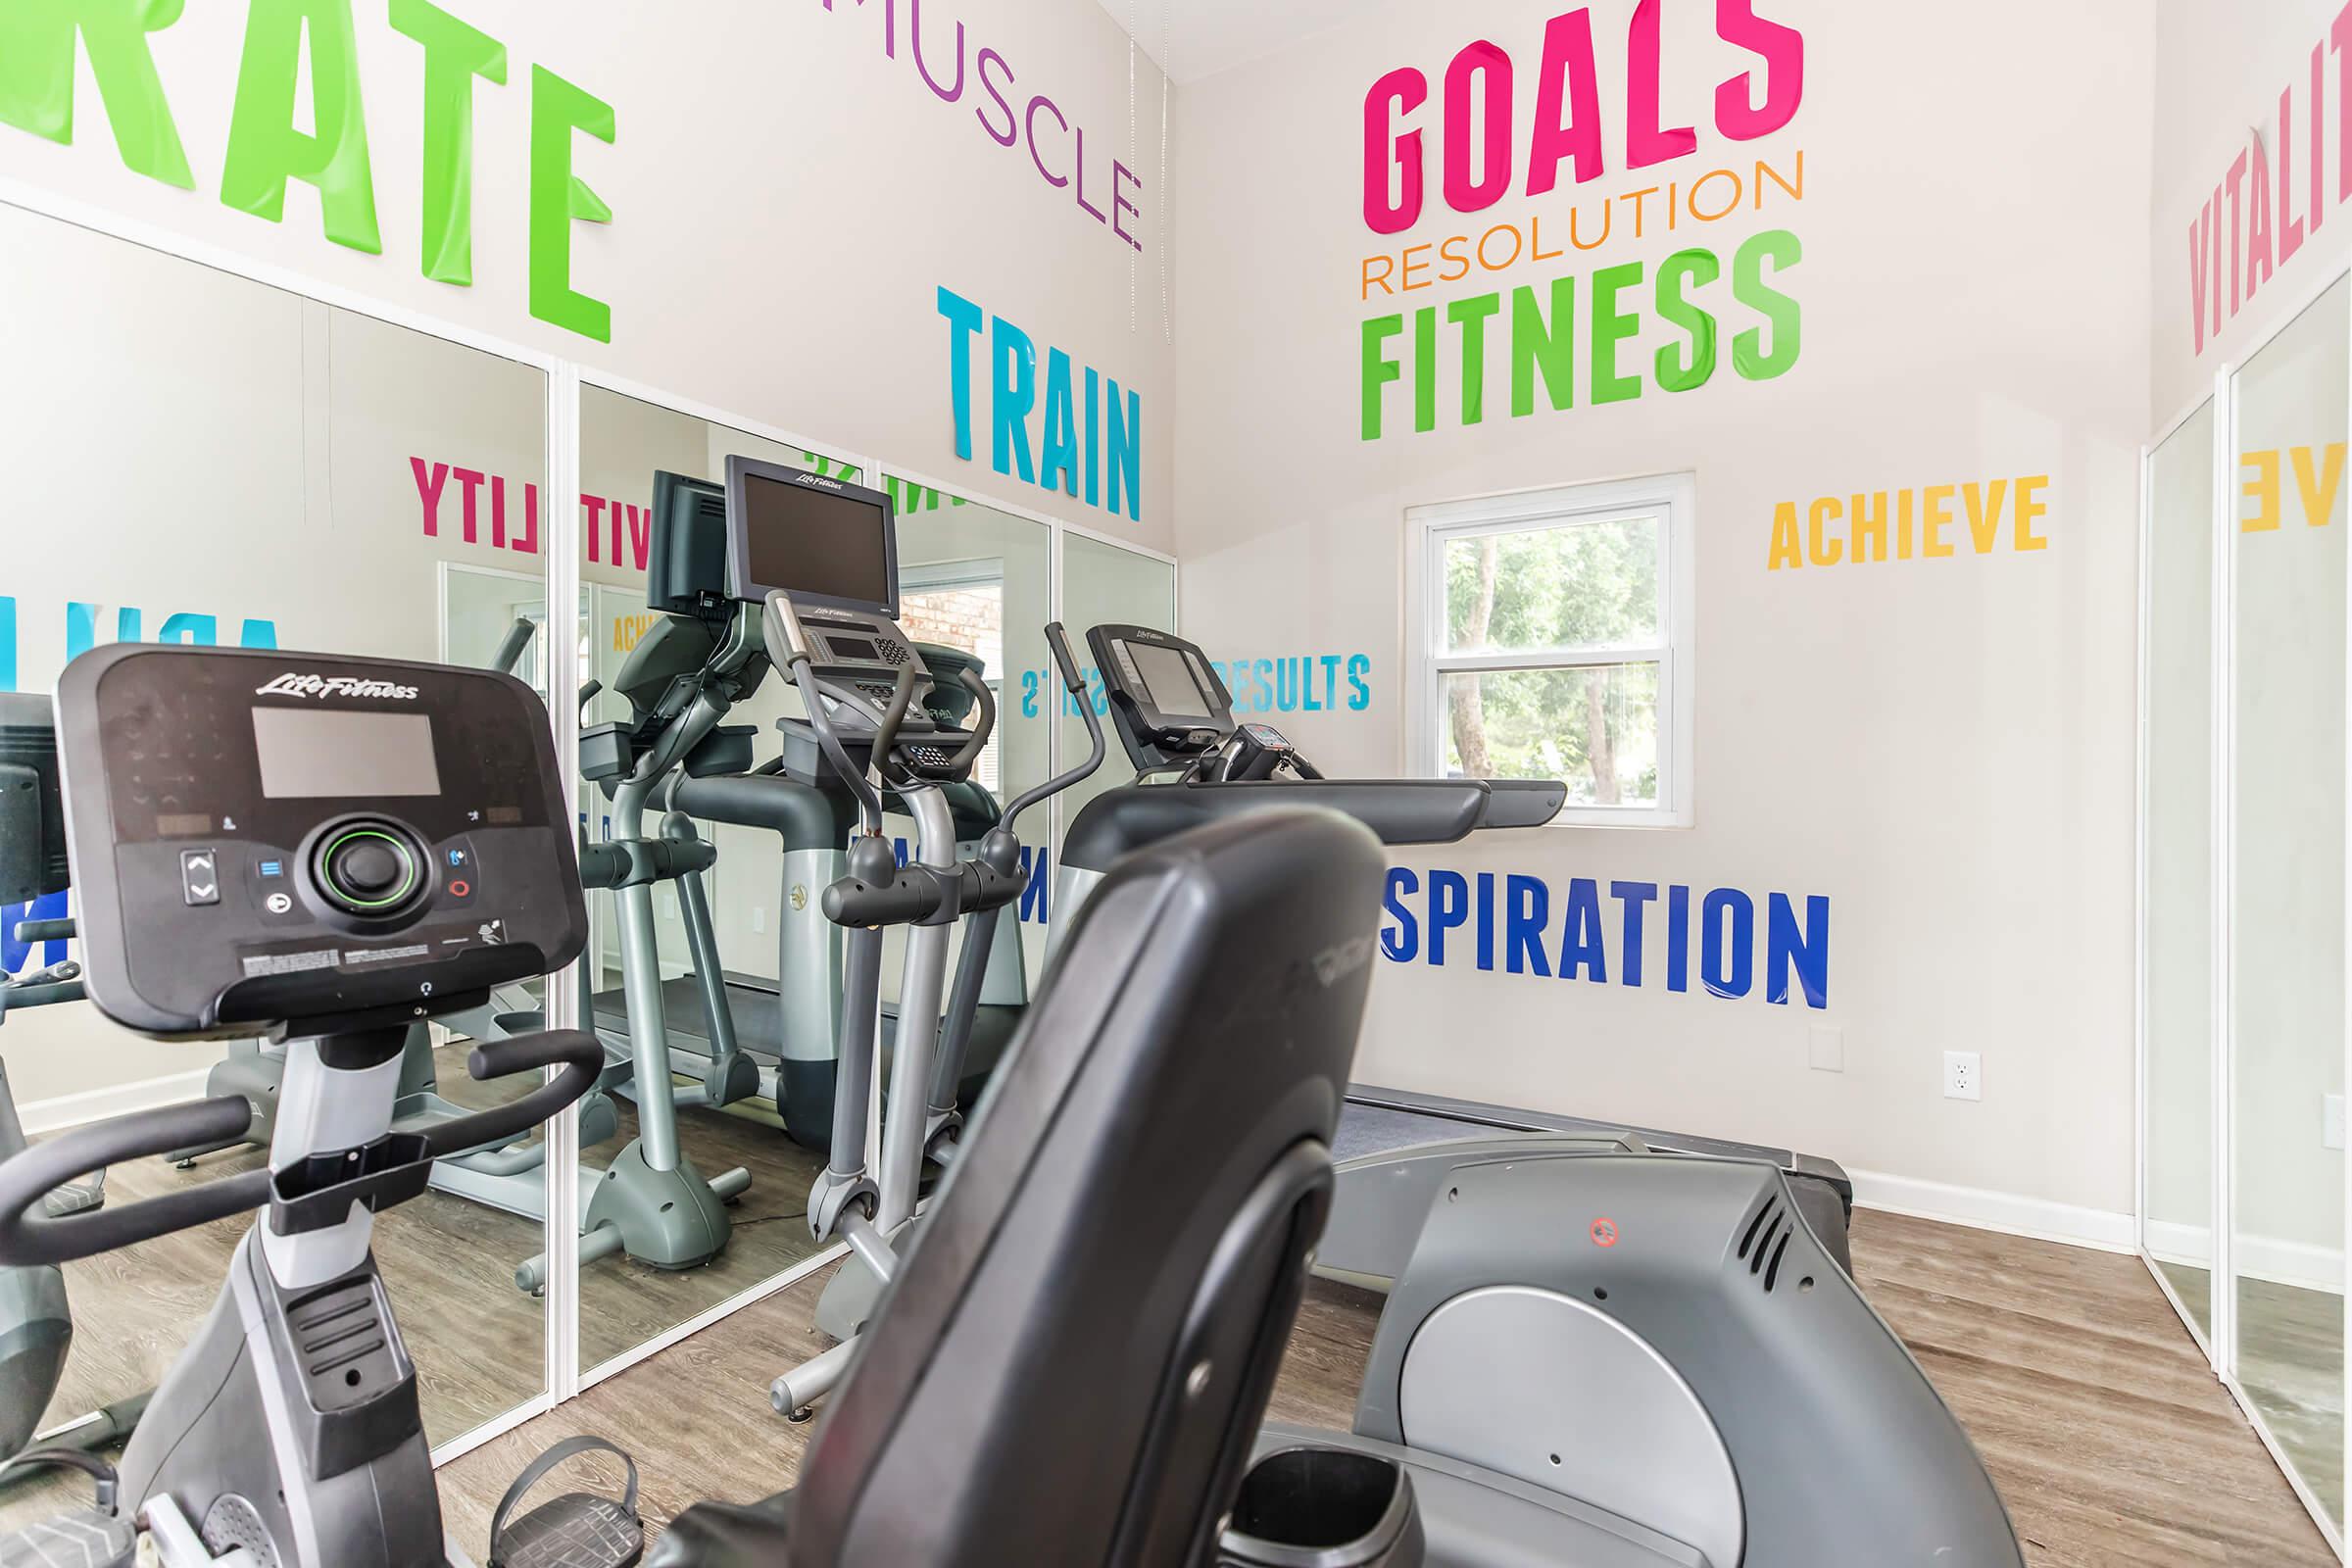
[[0, 202, 557, 1521], [2144, 399, 2216, 1343], [878, 476, 1054, 1007], [572, 385, 861, 1373], [1059, 532, 1178, 833], [2230, 274, 2348, 1532]]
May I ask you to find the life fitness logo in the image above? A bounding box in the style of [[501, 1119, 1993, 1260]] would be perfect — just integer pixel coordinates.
[[793, 473, 847, 492], [255, 673, 421, 701]]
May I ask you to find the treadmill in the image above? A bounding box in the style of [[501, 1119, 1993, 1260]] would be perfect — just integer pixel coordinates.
[[1055, 622, 1857, 1273]]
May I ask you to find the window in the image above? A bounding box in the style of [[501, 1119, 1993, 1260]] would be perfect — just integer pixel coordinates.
[[899, 560, 1005, 793], [1408, 474, 1695, 827]]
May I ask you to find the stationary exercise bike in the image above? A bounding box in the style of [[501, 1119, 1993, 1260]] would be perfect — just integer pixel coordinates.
[[0, 643, 643, 1568], [650, 784, 2026, 1566]]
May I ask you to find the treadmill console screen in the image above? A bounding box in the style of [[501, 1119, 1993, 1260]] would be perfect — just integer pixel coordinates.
[[1087, 623, 1239, 773], [1126, 642, 1216, 720]]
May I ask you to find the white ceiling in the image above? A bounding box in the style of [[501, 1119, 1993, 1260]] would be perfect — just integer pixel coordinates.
[[1092, 0, 1363, 85]]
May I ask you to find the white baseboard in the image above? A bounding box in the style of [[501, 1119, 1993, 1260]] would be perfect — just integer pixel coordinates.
[[2145, 1218, 2345, 1296], [1847, 1167, 2138, 1254], [21, 1068, 215, 1136]]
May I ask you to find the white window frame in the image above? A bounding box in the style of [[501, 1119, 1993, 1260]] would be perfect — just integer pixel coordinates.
[[899, 557, 1008, 792], [1404, 473, 1696, 828]]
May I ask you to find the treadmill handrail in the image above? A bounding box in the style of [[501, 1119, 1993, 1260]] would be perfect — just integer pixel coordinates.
[[1474, 779, 1567, 829], [1061, 777, 1492, 870]]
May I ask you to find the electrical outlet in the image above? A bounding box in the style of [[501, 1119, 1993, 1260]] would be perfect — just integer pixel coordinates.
[[1809, 1024, 1844, 1073], [752, 906, 766, 935], [1943, 1051, 1982, 1102], [2327, 1094, 2347, 1152]]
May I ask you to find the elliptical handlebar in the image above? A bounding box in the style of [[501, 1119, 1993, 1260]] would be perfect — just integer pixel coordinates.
[[763, 589, 906, 837], [490, 617, 538, 678], [999, 622, 1105, 839], [943, 668, 995, 774], [867, 666, 920, 777]]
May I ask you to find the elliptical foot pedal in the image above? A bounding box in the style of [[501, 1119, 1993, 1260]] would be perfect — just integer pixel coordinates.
[[488, 1436, 644, 1568], [0, 1448, 134, 1567]]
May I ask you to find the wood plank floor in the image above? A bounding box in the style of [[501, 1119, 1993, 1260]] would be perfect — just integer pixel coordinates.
[[2156, 1259, 2344, 1528], [2, 1091, 2334, 1567], [0, 1035, 833, 1533], [429, 1208, 2340, 1567]]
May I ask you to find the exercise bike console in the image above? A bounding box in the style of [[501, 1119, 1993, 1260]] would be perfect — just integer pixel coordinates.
[[57, 645, 586, 1037]]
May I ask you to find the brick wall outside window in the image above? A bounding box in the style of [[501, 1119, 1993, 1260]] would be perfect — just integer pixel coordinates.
[[902, 582, 1004, 791]]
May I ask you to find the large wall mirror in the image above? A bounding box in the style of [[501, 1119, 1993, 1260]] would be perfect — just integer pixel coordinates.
[[1057, 531, 1179, 841], [2230, 275, 2348, 1536], [0, 201, 559, 1522], [2143, 396, 2216, 1346], [2142, 273, 2352, 1551], [571, 384, 866, 1376]]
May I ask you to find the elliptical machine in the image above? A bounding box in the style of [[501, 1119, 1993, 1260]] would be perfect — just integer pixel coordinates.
[[764, 599, 1103, 1417], [0, 643, 642, 1568]]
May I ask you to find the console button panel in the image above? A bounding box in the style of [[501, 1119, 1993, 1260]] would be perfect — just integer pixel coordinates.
[[57, 646, 588, 1037]]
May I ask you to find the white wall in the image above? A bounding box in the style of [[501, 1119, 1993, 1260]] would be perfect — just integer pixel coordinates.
[[0, 0, 1173, 1112], [1171, 0, 2153, 1222], [0, 204, 547, 1102], [2149, 0, 2352, 420], [1, 0, 1175, 549]]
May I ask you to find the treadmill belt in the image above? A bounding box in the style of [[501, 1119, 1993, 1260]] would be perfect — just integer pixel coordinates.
[[1333, 1102, 1487, 1163], [591, 973, 787, 1061]]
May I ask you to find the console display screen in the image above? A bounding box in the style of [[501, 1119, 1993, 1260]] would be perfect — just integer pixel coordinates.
[[251, 709, 441, 798], [741, 472, 892, 610], [824, 634, 883, 662], [1127, 642, 1215, 720]]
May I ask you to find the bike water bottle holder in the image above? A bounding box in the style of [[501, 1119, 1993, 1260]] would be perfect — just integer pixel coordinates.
[[270, 1132, 437, 1236]]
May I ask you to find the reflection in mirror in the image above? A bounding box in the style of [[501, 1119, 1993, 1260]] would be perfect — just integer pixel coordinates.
[[1058, 532, 1178, 834], [878, 476, 1054, 1006], [2230, 275, 2348, 1532], [0, 202, 555, 1531], [572, 387, 866, 1374], [2143, 400, 2216, 1345]]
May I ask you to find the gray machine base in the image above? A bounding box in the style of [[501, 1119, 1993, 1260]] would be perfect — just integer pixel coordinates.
[[1250, 1426, 1708, 1568], [1328, 1090, 1855, 1280], [576, 1141, 745, 1277], [811, 1213, 926, 1342], [121, 1237, 456, 1568]]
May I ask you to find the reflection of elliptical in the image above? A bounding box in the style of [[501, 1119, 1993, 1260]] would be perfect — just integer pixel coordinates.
[[0, 693, 148, 1472]]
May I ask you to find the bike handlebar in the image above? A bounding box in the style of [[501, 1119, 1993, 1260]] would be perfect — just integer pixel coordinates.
[[0, 1029, 607, 1267]]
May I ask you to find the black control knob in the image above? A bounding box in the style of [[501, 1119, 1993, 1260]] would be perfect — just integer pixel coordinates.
[[316, 824, 422, 917]]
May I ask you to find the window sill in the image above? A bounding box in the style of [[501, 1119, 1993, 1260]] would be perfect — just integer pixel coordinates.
[[1539, 810, 1692, 831]]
